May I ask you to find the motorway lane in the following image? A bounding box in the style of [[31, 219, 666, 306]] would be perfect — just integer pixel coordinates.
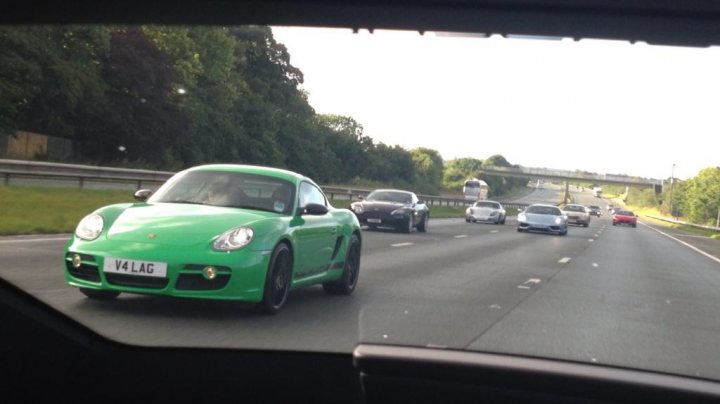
[[506, 183, 563, 205], [2, 186, 720, 381]]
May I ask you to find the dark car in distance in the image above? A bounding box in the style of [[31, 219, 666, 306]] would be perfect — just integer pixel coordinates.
[[350, 189, 429, 233], [587, 205, 602, 217]]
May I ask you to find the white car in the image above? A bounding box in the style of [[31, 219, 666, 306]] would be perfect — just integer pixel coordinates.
[[562, 203, 591, 227], [465, 200, 506, 224]]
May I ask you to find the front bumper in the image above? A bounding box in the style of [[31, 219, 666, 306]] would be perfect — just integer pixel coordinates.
[[613, 219, 637, 226], [566, 216, 590, 225], [517, 222, 566, 233], [64, 237, 271, 302], [355, 212, 410, 227]]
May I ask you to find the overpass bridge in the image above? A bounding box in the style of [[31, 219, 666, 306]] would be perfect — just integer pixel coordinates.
[[478, 165, 661, 203]]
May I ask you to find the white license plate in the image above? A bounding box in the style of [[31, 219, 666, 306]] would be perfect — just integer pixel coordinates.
[[103, 257, 168, 278], [367, 218, 382, 223]]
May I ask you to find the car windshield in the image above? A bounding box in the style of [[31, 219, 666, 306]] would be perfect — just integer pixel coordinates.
[[150, 170, 296, 214], [526, 206, 562, 215], [3, 24, 720, 385], [366, 191, 412, 203]]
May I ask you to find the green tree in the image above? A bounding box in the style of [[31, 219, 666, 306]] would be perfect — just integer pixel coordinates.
[[682, 167, 720, 224], [443, 157, 484, 192], [411, 147, 444, 194]]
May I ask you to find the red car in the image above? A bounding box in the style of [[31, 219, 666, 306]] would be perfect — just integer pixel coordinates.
[[612, 210, 637, 227]]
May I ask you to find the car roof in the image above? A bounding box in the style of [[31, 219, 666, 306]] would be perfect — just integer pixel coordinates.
[[371, 189, 414, 195], [186, 164, 307, 184]]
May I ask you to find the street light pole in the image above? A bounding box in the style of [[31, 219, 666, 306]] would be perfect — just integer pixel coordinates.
[[668, 163, 675, 218]]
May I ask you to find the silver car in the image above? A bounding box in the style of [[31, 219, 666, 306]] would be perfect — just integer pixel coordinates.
[[465, 200, 506, 224], [517, 204, 568, 236], [562, 203, 591, 227]]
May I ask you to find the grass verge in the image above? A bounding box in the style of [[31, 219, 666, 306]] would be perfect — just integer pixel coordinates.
[[1, 186, 520, 235], [0, 186, 133, 235], [610, 197, 720, 239]]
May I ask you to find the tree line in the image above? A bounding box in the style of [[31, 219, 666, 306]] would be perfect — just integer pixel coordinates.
[[1, 25, 526, 196]]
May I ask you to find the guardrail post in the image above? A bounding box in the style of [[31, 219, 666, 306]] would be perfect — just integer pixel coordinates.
[[79, 177, 84, 189], [3, 173, 8, 186], [137, 180, 142, 189]]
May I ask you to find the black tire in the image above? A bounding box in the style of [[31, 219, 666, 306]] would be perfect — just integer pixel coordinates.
[[583, 222, 589, 228], [632, 224, 637, 228], [323, 234, 361, 295], [516, 228, 523, 232], [559, 230, 567, 236], [465, 218, 470, 223], [257, 243, 293, 314], [417, 214, 428, 232], [79, 288, 120, 300], [501, 216, 506, 225]]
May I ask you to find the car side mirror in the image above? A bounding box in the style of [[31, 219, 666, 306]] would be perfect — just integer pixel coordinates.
[[417, 200, 425, 205], [134, 189, 153, 202], [302, 203, 329, 216], [358, 195, 364, 200]]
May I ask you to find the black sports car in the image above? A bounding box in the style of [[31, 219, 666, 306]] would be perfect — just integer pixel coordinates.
[[350, 189, 429, 233]]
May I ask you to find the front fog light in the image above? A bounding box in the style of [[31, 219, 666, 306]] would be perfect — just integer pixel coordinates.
[[203, 266, 217, 280], [72, 254, 82, 268]]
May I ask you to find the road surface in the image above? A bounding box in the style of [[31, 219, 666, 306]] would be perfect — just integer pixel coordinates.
[[2, 185, 720, 382]]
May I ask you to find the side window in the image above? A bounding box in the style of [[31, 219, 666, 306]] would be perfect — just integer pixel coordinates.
[[299, 182, 326, 208]]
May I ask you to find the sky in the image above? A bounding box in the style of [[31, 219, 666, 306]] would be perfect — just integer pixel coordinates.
[[271, 27, 720, 180]]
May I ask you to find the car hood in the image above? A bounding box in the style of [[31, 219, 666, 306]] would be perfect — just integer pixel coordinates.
[[106, 203, 277, 246], [523, 213, 562, 225], [360, 201, 410, 212]]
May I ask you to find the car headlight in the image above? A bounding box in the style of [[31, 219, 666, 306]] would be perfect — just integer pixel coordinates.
[[518, 213, 526, 222], [466, 208, 471, 214], [213, 227, 254, 251], [555, 217, 563, 225], [75, 214, 104, 241], [351, 203, 364, 214]]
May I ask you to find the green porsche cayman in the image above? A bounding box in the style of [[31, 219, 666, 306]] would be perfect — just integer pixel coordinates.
[[64, 164, 362, 313]]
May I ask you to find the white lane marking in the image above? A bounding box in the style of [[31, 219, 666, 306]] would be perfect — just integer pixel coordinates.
[[594, 234, 599, 237], [391, 242, 414, 247], [588, 239, 594, 242], [558, 257, 571, 264], [0, 237, 70, 244], [489, 304, 502, 309], [592, 263, 599, 267], [454, 235, 467, 239], [426, 343, 447, 349], [639, 222, 720, 265], [490, 230, 499, 233], [518, 278, 542, 288]]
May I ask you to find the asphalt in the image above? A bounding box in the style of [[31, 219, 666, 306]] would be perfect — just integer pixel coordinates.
[[2, 185, 720, 382]]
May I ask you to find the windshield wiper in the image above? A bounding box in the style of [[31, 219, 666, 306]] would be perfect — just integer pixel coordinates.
[[167, 200, 209, 205]]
